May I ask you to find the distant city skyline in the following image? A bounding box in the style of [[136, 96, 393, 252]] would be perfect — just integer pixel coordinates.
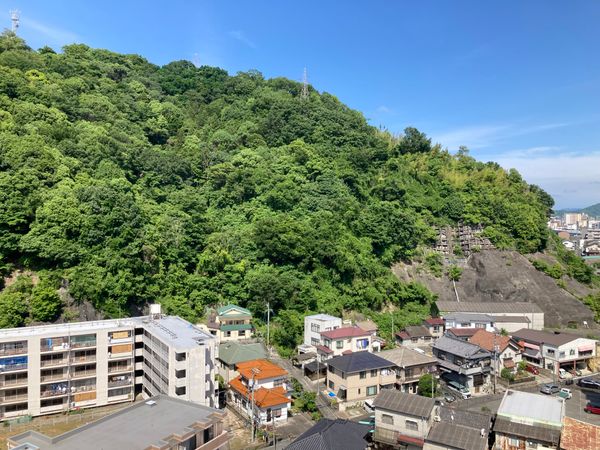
[[6, 0, 600, 209]]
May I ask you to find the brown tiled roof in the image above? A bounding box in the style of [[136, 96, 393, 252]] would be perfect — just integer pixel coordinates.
[[561, 417, 600, 450], [316, 345, 333, 354], [511, 329, 580, 347], [446, 328, 479, 337], [469, 329, 512, 352], [424, 317, 444, 326], [493, 417, 560, 445]]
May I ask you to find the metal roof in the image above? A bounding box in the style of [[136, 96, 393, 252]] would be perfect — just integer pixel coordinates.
[[438, 407, 491, 431], [305, 314, 342, 322], [494, 418, 561, 445], [511, 329, 582, 347], [326, 351, 395, 373], [492, 315, 530, 323], [287, 419, 370, 450], [444, 313, 494, 322], [8, 396, 224, 450], [217, 341, 267, 365], [403, 325, 432, 337], [373, 389, 434, 418], [436, 301, 543, 314], [217, 304, 251, 316], [426, 422, 488, 450], [497, 390, 564, 426], [433, 335, 491, 359]]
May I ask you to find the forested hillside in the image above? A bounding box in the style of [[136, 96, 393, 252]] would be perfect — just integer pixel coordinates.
[[0, 32, 553, 352]]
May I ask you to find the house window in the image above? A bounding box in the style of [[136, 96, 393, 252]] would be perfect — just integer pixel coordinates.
[[272, 408, 282, 417], [411, 337, 418, 343], [329, 366, 335, 374], [225, 331, 231, 337], [559, 352, 565, 358], [433, 326, 439, 332], [311, 338, 320, 346], [382, 414, 394, 425], [358, 388, 361, 394], [336, 340, 343, 349], [475, 323, 485, 328], [461, 323, 470, 327], [370, 369, 378, 377], [508, 437, 520, 447], [570, 349, 575, 355], [367, 385, 377, 396], [176, 386, 186, 396], [311, 323, 320, 333], [357, 339, 369, 349], [360, 371, 366, 379], [546, 348, 555, 356], [405, 420, 418, 431], [274, 379, 284, 387], [328, 380, 335, 390]]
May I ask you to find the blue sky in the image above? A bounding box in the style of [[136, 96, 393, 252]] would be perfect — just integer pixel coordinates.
[[4, 1, 600, 209]]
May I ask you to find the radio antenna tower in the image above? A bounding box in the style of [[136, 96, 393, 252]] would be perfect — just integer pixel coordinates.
[[10, 9, 20, 33], [301, 67, 309, 99]]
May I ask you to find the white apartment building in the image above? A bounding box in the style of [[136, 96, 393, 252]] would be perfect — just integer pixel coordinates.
[[0, 308, 217, 421], [300, 314, 342, 352]]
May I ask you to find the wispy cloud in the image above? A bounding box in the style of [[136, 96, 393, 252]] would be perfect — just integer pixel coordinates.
[[432, 122, 570, 151], [22, 18, 79, 46], [376, 105, 392, 113], [228, 30, 256, 49]]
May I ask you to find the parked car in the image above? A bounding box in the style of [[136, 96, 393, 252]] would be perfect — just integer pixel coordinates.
[[525, 364, 539, 375], [559, 368, 573, 380], [558, 388, 572, 399], [577, 378, 600, 390], [584, 402, 600, 415], [540, 384, 560, 394], [569, 368, 583, 377], [447, 381, 471, 399], [444, 393, 456, 403]]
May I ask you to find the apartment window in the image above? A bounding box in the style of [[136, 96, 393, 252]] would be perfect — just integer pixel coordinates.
[[460, 323, 470, 327], [176, 386, 186, 396], [203, 426, 215, 444], [311, 323, 321, 333], [433, 326, 439, 332], [176, 369, 186, 379], [547, 349, 555, 356], [367, 385, 377, 396], [370, 369, 378, 377], [508, 438, 520, 447], [382, 414, 394, 425], [405, 420, 418, 431], [475, 323, 485, 329], [359, 371, 366, 379], [336, 340, 343, 349], [328, 380, 335, 390]]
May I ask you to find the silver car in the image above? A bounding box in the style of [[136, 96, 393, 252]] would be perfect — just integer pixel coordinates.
[[540, 384, 560, 394]]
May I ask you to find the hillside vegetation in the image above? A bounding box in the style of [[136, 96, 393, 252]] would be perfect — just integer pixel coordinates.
[[0, 32, 553, 352]]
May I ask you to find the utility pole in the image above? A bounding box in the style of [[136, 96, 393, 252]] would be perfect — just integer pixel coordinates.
[[391, 314, 395, 346], [266, 302, 271, 357], [493, 334, 498, 395], [250, 368, 260, 443], [272, 411, 277, 450], [301, 68, 309, 99]]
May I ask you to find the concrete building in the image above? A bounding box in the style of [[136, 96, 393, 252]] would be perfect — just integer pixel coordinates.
[[325, 352, 396, 410], [436, 301, 544, 330], [228, 359, 290, 425], [0, 309, 218, 421], [511, 329, 597, 376], [317, 326, 375, 360], [433, 335, 492, 395], [378, 347, 438, 394], [205, 304, 253, 342], [217, 341, 267, 383], [372, 389, 435, 449], [443, 313, 496, 332], [300, 314, 342, 353], [493, 390, 564, 449], [7, 395, 229, 450]]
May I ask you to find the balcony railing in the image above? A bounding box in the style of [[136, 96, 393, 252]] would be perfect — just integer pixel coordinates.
[[108, 365, 132, 374], [108, 378, 132, 388], [0, 377, 28, 387], [41, 389, 68, 398], [71, 370, 96, 379], [0, 348, 27, 357], [70, 341, 97, 349], [40, 373, 67, 383], [0, 364, 28, 373], [1, 393, 28, 403], [70, 355, 96, 364], [40, 344, 70, 352], [41, 359, 67, 368]]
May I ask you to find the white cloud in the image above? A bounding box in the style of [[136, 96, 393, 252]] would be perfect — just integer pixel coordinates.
[[492, 151, 600, 209], [228, 30, 256, 49], [22, 18, 80, 46], [376, 105, 392, 113]]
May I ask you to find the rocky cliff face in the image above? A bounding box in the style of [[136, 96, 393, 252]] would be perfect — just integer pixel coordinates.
[[393, 250, 596, 328]]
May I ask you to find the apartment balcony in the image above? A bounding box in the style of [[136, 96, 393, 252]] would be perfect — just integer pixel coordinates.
[[1, 393, 28, 404], [108, 365, 133, 374], [70, 356, 97, 365], [0, 378, 28, 388], [2, 408, 29, 419], [108, 378, 133, 388], [40, 359, 67, 368], [40, 390, 69, 399], [107, 392, 133, 403], [40, 403, 66, 414], [40, 373, 68, 383], [0, 364, 28, 374], [40, 344, 70, 353], [0, 348, 27, 358], [70, 341, 97, 350], [71, 370, 97, 380], [108, 337, 133, 345], [108, 352, 133, 360]]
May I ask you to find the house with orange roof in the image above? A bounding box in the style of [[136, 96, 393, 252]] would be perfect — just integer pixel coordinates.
[[469, 329, 522, 374], [227, 359, 291, 425]]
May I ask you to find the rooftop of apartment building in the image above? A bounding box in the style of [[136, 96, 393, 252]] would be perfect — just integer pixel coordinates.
[[511, 328, 583, 347], [8, 396, 226, 450], [305, 313, 341, 321], [0, 314, 215, 351], [436, 301, 543, 314], [378, 347, 437, 368]]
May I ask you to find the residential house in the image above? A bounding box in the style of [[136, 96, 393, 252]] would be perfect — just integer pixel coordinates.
[[286, 419, 371, 450], [7, 395, 230, 450], [396, 326, 433, 348], [424, 407, 491, 450], [205, 304, 253, 342], [443, 313, 496, 332], [317, 326, 374, 361], [357, 319, 385, 351], [560, 417, 600, 450], [511, 329, 597, 376], [445, 327, 479, 341], [423, 318, 445, 339], [378, 347, 438, 394], [469, 329, 522, 374], [300, 314, 342, 353], [493, 390, 564, 449], [325, 352, 396, 410], [217, 341, 267, 383], [228, 359, 291, 424], [372, 389, 435, 449], [433, 335, 492, 395], [584, 240, 600, 256], [436, 301, 544, 330]]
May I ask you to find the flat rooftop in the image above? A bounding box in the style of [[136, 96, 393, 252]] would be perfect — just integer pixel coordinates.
[[436, 301, 543, 314], [0, 315, 214, 350], [9, 396, 225, 450], [497, 390, 564, 427]]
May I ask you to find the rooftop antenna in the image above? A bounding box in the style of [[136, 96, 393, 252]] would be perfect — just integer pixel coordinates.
[[10, 9, 20, 33], [301, 67, 309, 99]]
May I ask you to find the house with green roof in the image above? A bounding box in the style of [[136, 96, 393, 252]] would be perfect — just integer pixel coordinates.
[[205, 304, 253, 342], [217, 341, 268, 382]]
